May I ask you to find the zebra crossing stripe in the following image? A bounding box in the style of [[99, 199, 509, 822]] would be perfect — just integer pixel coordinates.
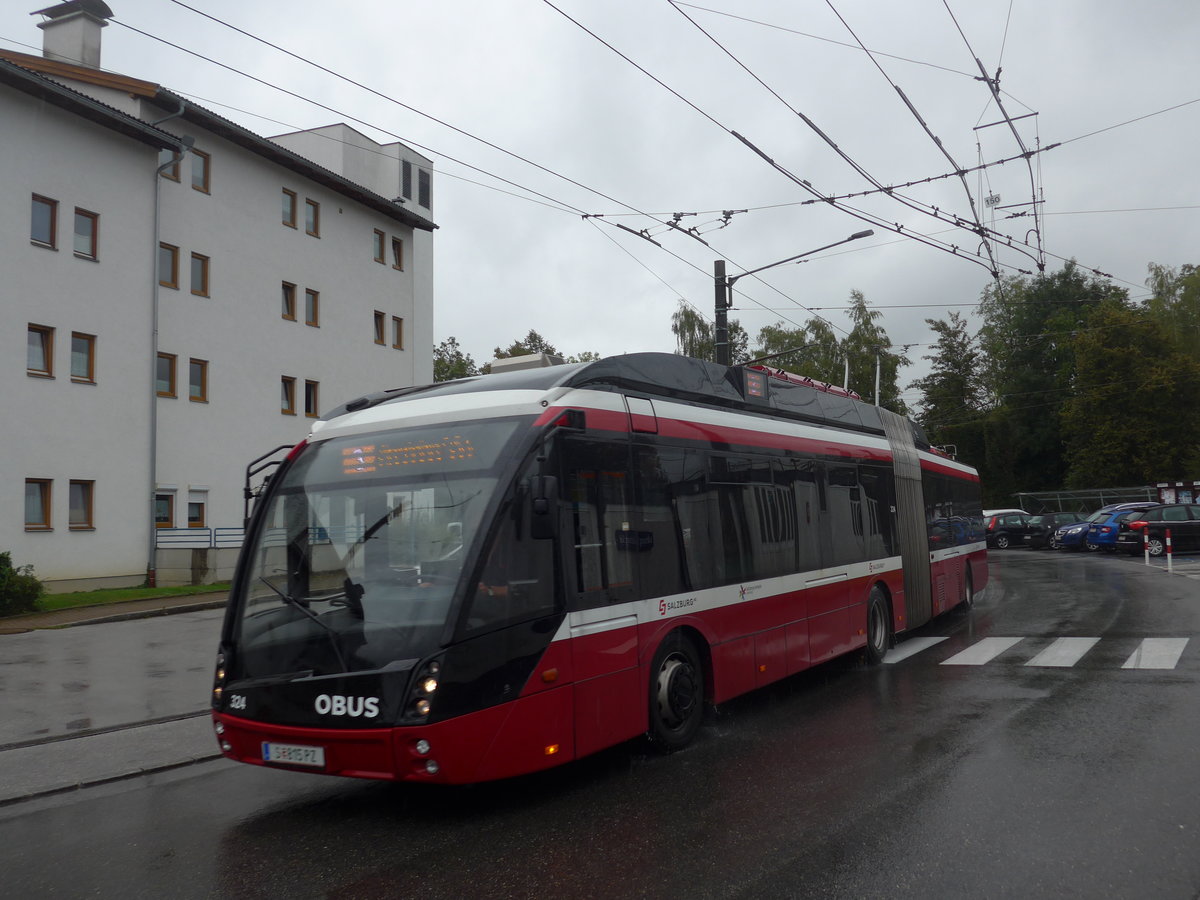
[[1122, 638, 1189, 670], [884, 636, 949, 664], [939, 636, 1024, 666], [1025, 637, 1101, 667]]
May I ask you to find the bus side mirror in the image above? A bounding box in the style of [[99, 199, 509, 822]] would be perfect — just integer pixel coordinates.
[[529, 475, 558, 540]]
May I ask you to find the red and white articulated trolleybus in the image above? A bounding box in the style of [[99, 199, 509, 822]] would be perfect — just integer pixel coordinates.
[[211, 353, 985, 784]]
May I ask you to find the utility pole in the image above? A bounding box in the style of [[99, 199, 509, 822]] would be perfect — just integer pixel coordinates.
[[714, 230, 874, 368], [713, 260, 728, 365]]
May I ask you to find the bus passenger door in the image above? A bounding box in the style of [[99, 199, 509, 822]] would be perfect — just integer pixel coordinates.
[[562, 438, 644, 757]]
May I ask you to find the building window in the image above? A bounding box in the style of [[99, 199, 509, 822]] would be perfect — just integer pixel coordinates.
[[391, 237, 404, 270], [159, 149, 181, 181], [27, 324, 54, 377], [156, 352, 177, 398], [154, 493, 174, 528], [189, 358, 208, 402], [418, 169, 431, 208], [74, 209, 98, 259], [392, 316, 404, 350], [305, 199, 320, 236], [281, 376, 297, 415], [31, 195, 57, 247], [305, 289, 320, 327], [282, 188, 297, 227], [374, 310, 386, 345], [159, 243, 179, 288], [188, 499, 206, 528], [373, 229, 385, 263], [191, 149, 211, 193], [281, 282, 297, 320], [304, 380, 319, 418], [69, 480, 94, 530], [190, 253, 210, 296], [402, 160, 412, 200], [70, 332, 95, 383], [25, 479, 52, 531]]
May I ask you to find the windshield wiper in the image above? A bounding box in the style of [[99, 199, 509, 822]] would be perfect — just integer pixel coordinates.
[[258, 576, 349, 672]]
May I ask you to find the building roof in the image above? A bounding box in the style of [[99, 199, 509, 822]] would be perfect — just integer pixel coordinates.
[[0, 49, 437, 232], [0, 53, 177, 149]]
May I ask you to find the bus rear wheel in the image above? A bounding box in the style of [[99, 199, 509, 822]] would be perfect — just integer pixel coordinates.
[[866, 586, 891, 665], [648, 633, 704, 752]]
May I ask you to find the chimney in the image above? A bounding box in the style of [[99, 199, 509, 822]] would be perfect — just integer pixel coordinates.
[[33, 1, 114, 69]]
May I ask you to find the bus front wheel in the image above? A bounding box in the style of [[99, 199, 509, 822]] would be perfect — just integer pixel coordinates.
[[648, 633, 704, 752]]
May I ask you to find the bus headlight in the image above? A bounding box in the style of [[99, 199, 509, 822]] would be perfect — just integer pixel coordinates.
[[211, 652, 227, 708], [406, 657, 443, 722]]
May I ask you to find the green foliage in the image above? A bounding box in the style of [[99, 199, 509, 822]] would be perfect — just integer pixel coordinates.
[[975, 262, 1133, 494], [746, 292, 908, 411], [1060, 304, 1200, 486], [493, 329, 560, 360], [0, 552, 44, 616], [670, 302, 749, 363], [1145, 263, 1200, 364], [432, 336, 480, 382], [909, 311, 986, 465]]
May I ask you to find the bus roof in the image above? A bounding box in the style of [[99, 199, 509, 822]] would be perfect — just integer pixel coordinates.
[[323, 352, 929, 446]]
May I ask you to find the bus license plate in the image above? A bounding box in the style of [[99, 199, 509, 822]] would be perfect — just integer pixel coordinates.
[[262, 741, 325, 768]]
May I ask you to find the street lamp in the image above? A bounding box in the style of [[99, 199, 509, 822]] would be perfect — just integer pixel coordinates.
[[713, 229, 874, 366]]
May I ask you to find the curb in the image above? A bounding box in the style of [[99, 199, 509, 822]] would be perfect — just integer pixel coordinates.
[[0, 595, 228, 633]]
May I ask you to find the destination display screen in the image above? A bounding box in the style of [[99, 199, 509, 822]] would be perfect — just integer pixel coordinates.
[[341, 435, 476, 475]]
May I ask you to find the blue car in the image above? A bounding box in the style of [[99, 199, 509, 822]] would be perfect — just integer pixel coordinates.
[[1054, 503, 1155, 551], [1084, 502, 1158, 552]]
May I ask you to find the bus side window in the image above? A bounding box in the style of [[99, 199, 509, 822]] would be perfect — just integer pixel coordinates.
[[827, 463, 867, 566], [859, 466, 896, 557], [465, 483, 557, 633], [632, 446, 688, 600], [564, 440, 636, 606], [656, 446, 717, 591], [777, 457, 820, 573]]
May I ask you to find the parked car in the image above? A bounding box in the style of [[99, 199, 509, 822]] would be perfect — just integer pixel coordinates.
[[983, 510, 1033, 549], [1115, 504, 1200, 556], [1053, 503, 1151, 551], [1022, 512, 1083, 550], [1084, 502, 1158, 552]]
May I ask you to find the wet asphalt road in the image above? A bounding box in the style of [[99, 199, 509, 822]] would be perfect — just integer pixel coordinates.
[[3, 550, 1200, 898]]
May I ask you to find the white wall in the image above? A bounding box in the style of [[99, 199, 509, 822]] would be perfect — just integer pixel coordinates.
[[1, 86, 157, 584], [150, 117, 432, 541]]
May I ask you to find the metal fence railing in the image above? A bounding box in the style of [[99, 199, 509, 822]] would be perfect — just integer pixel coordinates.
[[156, 527, 245, 549]]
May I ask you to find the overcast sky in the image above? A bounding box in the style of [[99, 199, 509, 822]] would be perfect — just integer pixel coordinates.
[[6, 1, 1198, 402]]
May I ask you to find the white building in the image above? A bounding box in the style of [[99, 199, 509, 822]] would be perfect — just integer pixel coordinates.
[[2, 1, 437, 590]]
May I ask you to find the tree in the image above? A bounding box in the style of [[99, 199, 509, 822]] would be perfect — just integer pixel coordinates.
[[1145, 262, 1200, 364], [908, 311, 985, 464], [492, 329, 560, 360], [975, 262, 1132, 494], [432, 336, 479, 382], [670, 301, 748, 363], [1061, 303, 1200, 486], [840, 290, 909, 412], [751, 319, 845, 386]]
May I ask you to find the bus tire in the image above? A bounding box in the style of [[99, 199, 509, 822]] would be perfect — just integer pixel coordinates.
[[866, 586, 891, 665], [648, 632, 704, 752], [962, 569, 975, 610]]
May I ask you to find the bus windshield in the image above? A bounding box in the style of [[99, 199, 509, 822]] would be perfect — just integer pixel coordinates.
[[233, 420, 524, 679]]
